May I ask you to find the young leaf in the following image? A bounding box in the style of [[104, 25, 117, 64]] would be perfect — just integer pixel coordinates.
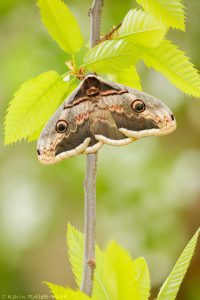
[[133, 257, 150, 300], [4, 71, 71, 145], [103, 241, 141, 300], [27, 79, 78, 142], [38, 0, 83, 53], [117, 9, 166, 47], [46, 282, 90, 300], [142, 40, 200, 98], [157, 228, 200, 300], [67, 225, 151, 300], [108, 65, 142, 90], [136, 0, 185, 31], [83, 39, 140, 74], [67, 223, 84, 287], [67, 224, 108, 300]]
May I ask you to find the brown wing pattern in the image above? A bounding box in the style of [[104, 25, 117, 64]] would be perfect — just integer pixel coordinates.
[[55, 101, 92, 156], [104, 93, 160, 133], [59, 76, 133, 154], [37, 75, 176, 164], [88, 94, 133, 147]]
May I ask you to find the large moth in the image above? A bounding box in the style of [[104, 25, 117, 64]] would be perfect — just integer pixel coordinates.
[[37, 75, 176, 164]]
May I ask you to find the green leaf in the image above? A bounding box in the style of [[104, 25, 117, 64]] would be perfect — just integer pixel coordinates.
[[83, 39, 140, 74], [4, 71, 71, 145], [27, 79, 78, 142], [103, 241, 141, 300], [67, 223, 84, 287], [117, 9, 166, 47], [46, 282, 90, 300], [133, 257, 150, 300], [136, 0, 185, 31], [67, 225, 151, 300], [142, 40, 200, 98], [108, 66, 142, 90], [67, 224, 108, 300], [38, 0, 83, 53], [157, 228, 200, 300]]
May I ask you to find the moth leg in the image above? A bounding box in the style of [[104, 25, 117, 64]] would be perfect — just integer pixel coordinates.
[[83, 141, 104, 154], [94, 134, 134, 146], [83, 134, 104, 153]]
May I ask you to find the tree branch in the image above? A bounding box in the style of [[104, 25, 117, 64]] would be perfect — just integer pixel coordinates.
[[81, 153, 98, 296], [81, 0, 104, 296], [90, 0, 104, 47]]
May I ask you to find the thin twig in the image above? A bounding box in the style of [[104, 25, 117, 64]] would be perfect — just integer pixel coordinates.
[[81, 0, 104, 296], [90, 0, 104, 47], [81, 153, 98, 296], [97, 22, 122, 44]]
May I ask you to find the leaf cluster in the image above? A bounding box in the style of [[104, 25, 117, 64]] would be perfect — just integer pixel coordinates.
[[46, 224, 199, 300], [4, 0, 200, 145]]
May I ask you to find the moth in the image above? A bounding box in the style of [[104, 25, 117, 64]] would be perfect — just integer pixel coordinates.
[[37, 75, 176, 164]]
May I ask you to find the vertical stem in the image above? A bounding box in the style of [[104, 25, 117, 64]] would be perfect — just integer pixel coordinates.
[[81, 153, 98, 296], [90, 0, 104, 47], [81, 0, 104, 296]]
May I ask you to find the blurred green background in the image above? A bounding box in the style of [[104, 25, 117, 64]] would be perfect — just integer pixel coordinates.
[[0, 0, 200, 299]]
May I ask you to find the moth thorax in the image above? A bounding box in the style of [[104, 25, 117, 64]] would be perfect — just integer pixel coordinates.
[[86, 87, 100, 96]]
